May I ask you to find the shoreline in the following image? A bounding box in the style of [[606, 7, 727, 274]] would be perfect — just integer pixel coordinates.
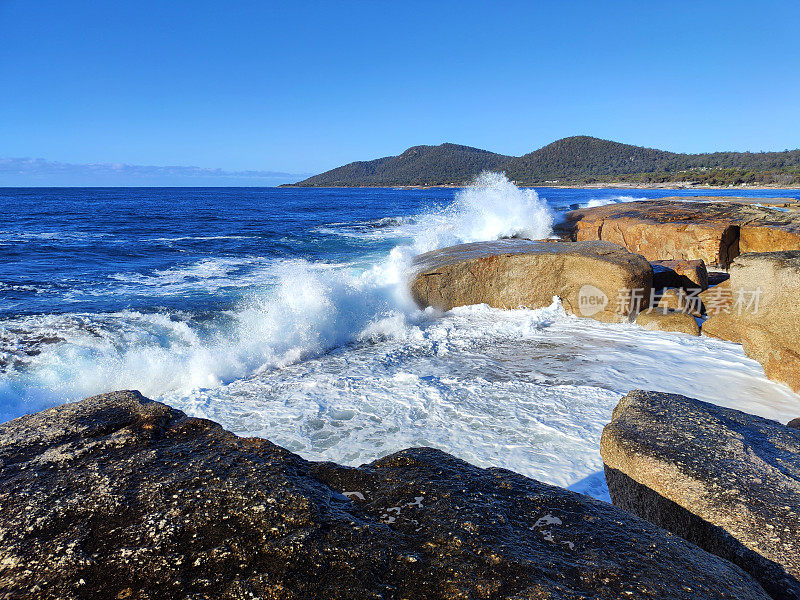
[[282, 182, 800, 191]]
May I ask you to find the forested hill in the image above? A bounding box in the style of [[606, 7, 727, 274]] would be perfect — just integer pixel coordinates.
[[295, 143, 511, 187], [292, 136, 800, 187]]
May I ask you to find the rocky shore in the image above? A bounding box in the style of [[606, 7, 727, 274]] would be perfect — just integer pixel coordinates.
[[410, 239, 652, 322], [410, 197, 800, 393], [0, 391, 787, 600], [2, 197, 799, 598], [558, 199, 800, 268], [702, 251, 800, 392]]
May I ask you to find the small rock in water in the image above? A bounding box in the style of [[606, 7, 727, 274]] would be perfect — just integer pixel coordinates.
[[636, 306, 701, 336]]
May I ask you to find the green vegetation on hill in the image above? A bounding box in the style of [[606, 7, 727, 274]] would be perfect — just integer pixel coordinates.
[[292, 136, 800, 187], [296, 143, 510, 187]]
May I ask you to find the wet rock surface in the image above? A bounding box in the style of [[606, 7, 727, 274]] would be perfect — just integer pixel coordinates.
[[561, 200, 800, 268], [0, 391, 771, 600], [602, 390, 800, 600], [409, 239, 653, 322]]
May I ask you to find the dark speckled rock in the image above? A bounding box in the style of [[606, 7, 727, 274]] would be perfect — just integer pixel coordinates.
[[0, 391, 770, 599], [602, 390, 800, 600]]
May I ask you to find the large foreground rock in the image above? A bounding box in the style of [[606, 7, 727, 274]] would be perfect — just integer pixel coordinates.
[[601, 390, 800, 600], [560, 200, 800, 268], [0, 391, 770, 600], [703, 251, 800, 392], [410, 239, 652, 322]]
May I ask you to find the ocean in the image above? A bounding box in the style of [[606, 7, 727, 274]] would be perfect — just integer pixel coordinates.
[[2, 174, 799, 500]]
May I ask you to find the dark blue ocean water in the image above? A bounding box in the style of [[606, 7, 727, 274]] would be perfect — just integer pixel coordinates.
[[0, 187, 447, 316]]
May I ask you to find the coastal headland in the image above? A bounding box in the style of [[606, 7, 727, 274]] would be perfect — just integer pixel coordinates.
[[285, 136, 800, 188]]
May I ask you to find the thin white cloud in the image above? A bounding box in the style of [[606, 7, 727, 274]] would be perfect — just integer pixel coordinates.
[[0, 157, 309, 186]]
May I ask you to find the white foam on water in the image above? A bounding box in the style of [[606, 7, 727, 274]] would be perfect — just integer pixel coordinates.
[[312, 216, 409, 240], [2, 174, 798, 502], [0, 231, 114, 244], [162, 301, 800, 502], [0, 282, 44, 294], [99, 257, 349, 298], [399, 171, 554, 251], [1, 173, 552, 412], [315, 172, 553, 248], [583, 195, 648, 208], [148, 235, 255, 242]]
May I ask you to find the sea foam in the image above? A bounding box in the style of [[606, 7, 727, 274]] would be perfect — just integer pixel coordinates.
[[0, 172, 553, 416]]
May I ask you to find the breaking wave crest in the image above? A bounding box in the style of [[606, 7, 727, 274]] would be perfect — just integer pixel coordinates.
[[0, 173, 555, 418], [404, 171, 554, 251]]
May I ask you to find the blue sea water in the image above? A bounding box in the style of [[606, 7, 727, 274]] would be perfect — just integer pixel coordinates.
[[2, 178, 799, 499], [5, 184, 800, 317]]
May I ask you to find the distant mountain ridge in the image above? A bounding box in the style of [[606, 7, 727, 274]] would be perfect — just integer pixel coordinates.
[[292, 136, 800, 187]]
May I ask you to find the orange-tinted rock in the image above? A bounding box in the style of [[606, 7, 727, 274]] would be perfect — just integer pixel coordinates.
[[409, 240, 653, 322], [701, 309, 743, 343], [561, 200, 800, 268], [702, 251, 800, 392], [740, 220, 800, 255], [699, 280, 732, 316], [636, 307, 700, 336]]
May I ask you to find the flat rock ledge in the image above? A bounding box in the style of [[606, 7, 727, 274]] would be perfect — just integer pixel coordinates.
[[409, 239, 652, 322], [560, 200, 800, 268], [601, 390, 800, 600], [0, 391, 770, 600]]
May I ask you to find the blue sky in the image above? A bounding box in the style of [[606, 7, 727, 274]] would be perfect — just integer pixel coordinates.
[[1, 0, 799, 184]]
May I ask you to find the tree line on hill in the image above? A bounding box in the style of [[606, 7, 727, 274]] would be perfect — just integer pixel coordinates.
[[292, 136, 800, 187]]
